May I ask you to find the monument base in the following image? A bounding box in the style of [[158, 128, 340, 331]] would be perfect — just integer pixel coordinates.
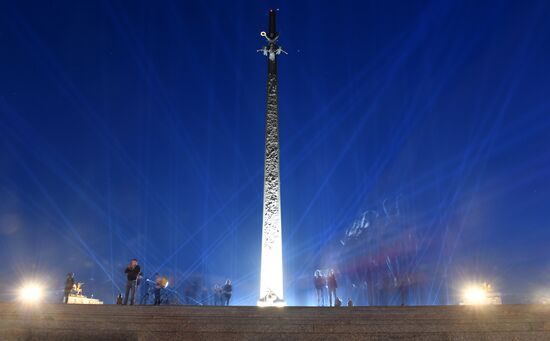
[[257, 300, 286, 307], [257, 291, 286, 307]]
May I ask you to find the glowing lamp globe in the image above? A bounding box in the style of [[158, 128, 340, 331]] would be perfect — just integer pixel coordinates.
[[18, 283, 44, 304], [463, 287, 487, 305]]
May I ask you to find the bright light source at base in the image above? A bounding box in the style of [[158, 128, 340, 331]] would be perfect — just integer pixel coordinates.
[[463, 287, 486, 305], [18, 283, 44, 304], [460, 282, 502, 306]]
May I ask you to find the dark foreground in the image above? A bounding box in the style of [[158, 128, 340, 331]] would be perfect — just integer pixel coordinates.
[[1, 302, 550, 340]]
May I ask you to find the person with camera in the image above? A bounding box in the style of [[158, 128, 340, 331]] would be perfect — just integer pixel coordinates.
[[123, 258, 141, 305]]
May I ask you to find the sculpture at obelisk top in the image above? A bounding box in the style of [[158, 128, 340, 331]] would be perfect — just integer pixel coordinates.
[[257, 9, 287, 307]]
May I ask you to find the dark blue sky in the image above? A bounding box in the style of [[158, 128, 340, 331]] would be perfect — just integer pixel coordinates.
[[0, 0, 549, 305]]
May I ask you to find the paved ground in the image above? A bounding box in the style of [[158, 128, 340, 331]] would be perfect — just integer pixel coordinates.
[[1, 302, 549, 340]]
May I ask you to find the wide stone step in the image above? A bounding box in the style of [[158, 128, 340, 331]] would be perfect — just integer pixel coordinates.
[[1, 303, 550, 340]]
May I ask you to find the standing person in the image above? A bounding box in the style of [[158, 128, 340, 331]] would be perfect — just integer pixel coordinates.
[[222, 280, 232, 306], [327, 269, 338, 307], [398, 274, 410, 306], [213, 284, 222, 306], [63, 273, 75, 304], [116, 293, 123, 305], [347, 298, 353, 307], [123, 259, 141, 305], [154, 273, 162, 305], [314, 270, 326, 306]]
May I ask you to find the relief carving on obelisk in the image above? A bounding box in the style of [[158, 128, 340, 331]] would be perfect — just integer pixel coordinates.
[[262, 73, 281, 251]]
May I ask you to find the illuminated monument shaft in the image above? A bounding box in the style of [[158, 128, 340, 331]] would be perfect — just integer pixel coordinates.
[[258, 10, 286, 307]]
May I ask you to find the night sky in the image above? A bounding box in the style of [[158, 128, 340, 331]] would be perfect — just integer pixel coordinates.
[[1, 0, 549, 305]]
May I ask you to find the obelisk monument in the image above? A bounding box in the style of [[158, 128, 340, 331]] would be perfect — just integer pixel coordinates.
[[257, 9, 286, 307]]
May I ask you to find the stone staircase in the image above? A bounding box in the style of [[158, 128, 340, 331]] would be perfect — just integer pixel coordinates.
[[1, 303, 549, 340]]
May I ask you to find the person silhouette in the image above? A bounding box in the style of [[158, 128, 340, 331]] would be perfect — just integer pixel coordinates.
[[222, 280, 232, 306], [123, 259, 141, 305], [63, 273, 75, 304], [327, 269, 338, 307], [314, 270, 326, 306]]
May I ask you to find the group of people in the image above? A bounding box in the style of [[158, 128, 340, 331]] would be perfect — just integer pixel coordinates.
[[120, 258, 233, 306], [212, 281, 233, 306], [314, 269, 352, 307], [64, 260, 353, 308], [122, 258, 170, 306]]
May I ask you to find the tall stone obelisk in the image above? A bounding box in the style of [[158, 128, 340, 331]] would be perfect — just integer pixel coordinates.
[[257, 9, 286, 307]]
